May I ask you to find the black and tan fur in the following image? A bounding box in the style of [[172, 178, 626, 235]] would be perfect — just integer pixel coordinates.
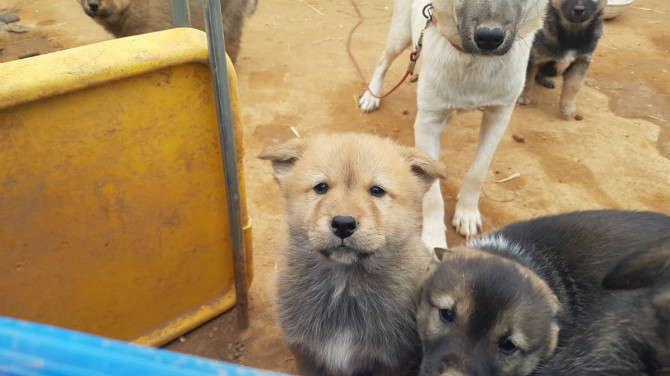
[[417, 210, 670, 376], [77, 0, 257, 62], [259, 133, 447, 376], [518, 0, 606, 118], [534, 237, 670, 375]]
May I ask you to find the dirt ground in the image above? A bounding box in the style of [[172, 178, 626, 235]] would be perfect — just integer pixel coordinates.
[[2, 0, 669, 374]]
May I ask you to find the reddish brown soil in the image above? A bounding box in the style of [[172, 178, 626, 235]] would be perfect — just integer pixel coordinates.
[[2, 0, 669, 374]]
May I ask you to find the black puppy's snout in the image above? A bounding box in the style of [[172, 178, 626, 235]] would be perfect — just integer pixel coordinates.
[[572, 5, 585, 16], [88, 1, 100, 12], [474, 27, 505, 51], [331, 216, 357, 239]]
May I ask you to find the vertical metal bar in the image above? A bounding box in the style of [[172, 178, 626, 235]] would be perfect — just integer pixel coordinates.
[[171, 0, 192, 28], [202, 0, 249, 329]]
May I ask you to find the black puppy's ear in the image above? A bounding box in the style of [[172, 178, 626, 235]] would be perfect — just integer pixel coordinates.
[[434, 247, 452, 261], [603, 237, 670, 290], [258, 138, 305, 182], [425, 248, 452, 272]]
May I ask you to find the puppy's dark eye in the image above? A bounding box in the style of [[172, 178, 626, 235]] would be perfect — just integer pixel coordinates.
[[369, 185, 386, 197], [313, 183, 329, 194], [499, 339, 517, 355], [439, 309, 454, 323]]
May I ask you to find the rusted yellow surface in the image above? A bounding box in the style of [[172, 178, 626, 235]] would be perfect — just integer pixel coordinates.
[[0, 28, 252, 346]]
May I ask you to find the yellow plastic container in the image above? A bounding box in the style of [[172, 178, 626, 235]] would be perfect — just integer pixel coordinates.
[[0, 28, 252, 346]]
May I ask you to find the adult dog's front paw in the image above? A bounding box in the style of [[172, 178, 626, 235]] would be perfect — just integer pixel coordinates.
[[452, 206, 482, 239], [517, 95, 532, 105], [359, 91, 381, 112]]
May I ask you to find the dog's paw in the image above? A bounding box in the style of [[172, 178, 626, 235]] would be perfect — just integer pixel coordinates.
[[560, 103, 576, 118], [537, 76, 556, 89], [517, 95, 532, 105], [359, 91, 381, 113], [451, 207, 482, 239]]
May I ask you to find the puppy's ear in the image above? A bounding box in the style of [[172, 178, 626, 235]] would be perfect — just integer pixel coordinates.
[[426, 258, 440, 273], [602, 237, 670, 290], [402, 148, 447, 190], [257, 138, 305, 181], [434, 247, 452, 261], [425, 248, 452, 272]]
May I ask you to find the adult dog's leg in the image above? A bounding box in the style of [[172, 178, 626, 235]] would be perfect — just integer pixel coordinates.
[[415, 108, 451, 249], [359, 1, 412, 112], [559, 56, 590, 118], [452, 104, 514, 238]]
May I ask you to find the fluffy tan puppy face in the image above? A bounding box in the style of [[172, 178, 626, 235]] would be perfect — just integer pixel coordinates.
[[259, 133, 446, 265]]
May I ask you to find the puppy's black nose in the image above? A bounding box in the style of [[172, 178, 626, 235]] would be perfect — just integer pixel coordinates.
[[88, 1, 100, 12], [474, 27, 505, 51], [573, 5, 585, 16], [331, 216, 357, 239]]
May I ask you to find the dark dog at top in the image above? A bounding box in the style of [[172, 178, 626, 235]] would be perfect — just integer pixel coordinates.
[[416, 210, 670, 376], [517, 0, 606, 118], [78, 0, 257, 63]]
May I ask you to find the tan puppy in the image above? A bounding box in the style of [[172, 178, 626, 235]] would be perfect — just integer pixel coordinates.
[[259, 133, 447, 376], [77, 0, 257, 62]]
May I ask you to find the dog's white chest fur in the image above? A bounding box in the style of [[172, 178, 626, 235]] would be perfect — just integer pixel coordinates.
[[313, 323, 395, 374], [416, 27, 534, 111], [317, 330, 356, 373]]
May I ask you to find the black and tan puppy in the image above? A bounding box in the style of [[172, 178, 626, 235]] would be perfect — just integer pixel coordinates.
[[517, 0, 606, 118], [534, 237, 670, 375], [417, 210, 670, 376], [259, 133, 447, 376]]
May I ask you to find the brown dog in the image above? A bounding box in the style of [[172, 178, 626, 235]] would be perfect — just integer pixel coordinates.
[[259, 133, 447, 376], [77, 0, 257, 62]]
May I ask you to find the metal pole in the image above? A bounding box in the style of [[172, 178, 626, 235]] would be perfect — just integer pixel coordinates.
[[171, 0, 192, 28], [201, 0, 249, 329]]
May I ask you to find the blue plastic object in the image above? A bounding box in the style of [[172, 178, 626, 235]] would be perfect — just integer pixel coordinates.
[[0, 316, 290, 376]]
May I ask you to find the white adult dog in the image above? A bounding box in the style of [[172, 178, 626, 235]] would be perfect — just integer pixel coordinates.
[[360, 0, 548, 248]]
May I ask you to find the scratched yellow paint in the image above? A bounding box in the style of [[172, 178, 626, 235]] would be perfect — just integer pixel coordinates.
[[0, 28, 252, 346]]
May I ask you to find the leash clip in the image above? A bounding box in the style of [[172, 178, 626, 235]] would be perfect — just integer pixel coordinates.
[[422, 3, 434, 21], [422, 3, 437, 27]]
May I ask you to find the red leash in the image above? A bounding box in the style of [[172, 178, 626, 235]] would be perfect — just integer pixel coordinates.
[[346, 0, 369, 85], [347, 1, 435, 100]]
